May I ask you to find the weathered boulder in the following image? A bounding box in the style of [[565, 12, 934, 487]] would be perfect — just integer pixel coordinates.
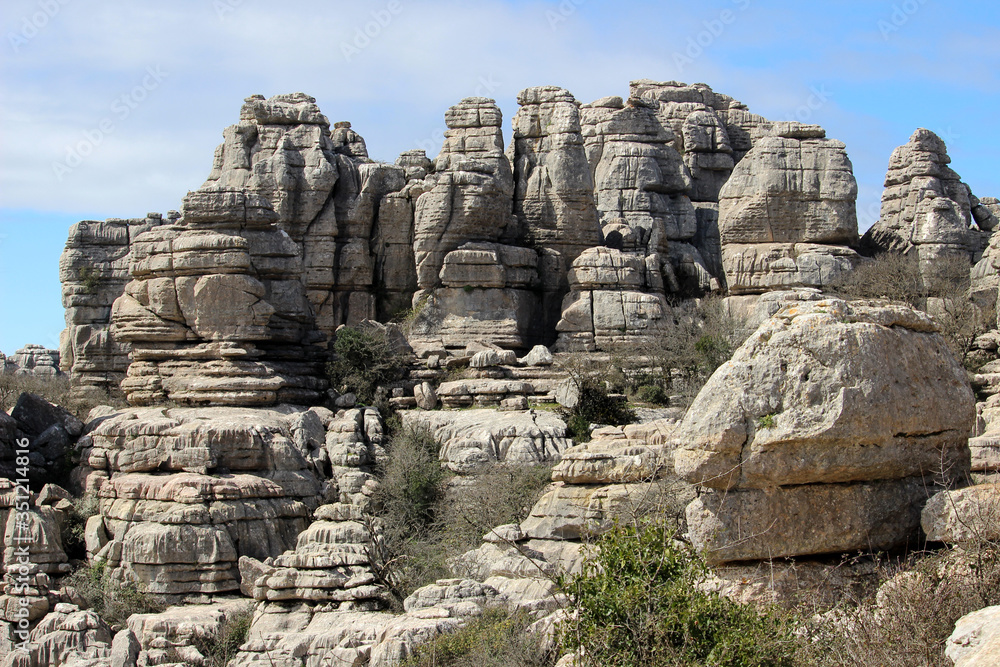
[[407, 243, 541, 350], [674, 298, 973, 563], [674, 299, 972, 491], [554, 247, 674, 351], [239, 508, 385, 607], [948, 605, 1000, 667], [922, 484, 1000, 544]]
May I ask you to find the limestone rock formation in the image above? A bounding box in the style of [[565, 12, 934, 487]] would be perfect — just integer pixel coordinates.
[[239, 504, 385, 608], [673, 298, 974, 563], [412, 98, 515, 291], [554, 246, 674, 351], [0, 603, 113, 667], [400, 408, 572, 473], [921, 484, 1000, 544], [8, 346, 61, 377], [110, 188, 327, 406], [407, 242, 541, 350], [510, 86, 603, 334], [719, 123, 861, 293], [862, 129, 977, 289], [77, 405, 383, 597], [454, 421, 683, 579], [203, 93, 406, 336], [59, 215, 166, 397]]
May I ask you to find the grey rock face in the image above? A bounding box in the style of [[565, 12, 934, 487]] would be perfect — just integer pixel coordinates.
[[862, 129, 976, 289], [511, 86, 603, 334], [9, 345, 61, 377], [80, 405, 383, 597], [554, 247, 674, 352], [111, 188, 326, 406], [203, 92, 405, 337], [400, 408, 571, 473], [413, 97, 515, 291], [674, 299, 973, 563], [718, 123, 861, 293], [580, 96, 695, 254], [59, 215, 165, 398]]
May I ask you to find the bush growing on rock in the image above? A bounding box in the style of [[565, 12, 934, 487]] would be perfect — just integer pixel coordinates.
[[191, 603, 255, 667], [371, 426, 554, 606], [401, 607, 553, 667], [65, 560, 166, 629], [326, 325, 408, 407], [561, 517, 803, 667]]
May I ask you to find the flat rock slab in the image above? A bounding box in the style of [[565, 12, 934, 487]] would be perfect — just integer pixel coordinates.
[[687, 477, 932, 564]]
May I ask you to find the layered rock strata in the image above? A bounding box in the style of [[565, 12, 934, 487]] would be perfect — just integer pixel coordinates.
[[59, 215, 166, 397], [78, 405, 383, 597], [673, 298, 974, 564], [202, 93, 405, 336], [510, 86, 603, 335], [718, 123, 861, 294], [451, 420, 684, 603], [8, 346, 61, 377], [862, 129, 977, 289], [111, 188, 327, 406], [554, 246, 674, 351], [400, 408, 572, 473]]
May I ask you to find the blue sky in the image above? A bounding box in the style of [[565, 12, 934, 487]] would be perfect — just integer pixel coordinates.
[[1, 0, 998, 354]]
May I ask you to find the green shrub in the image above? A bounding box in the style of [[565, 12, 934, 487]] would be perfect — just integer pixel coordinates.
[[371, 425, 449, 605], [564, 378, 634, 442], [192, 603, 255, 667], [635, 383, 670, 406], [436, 464, 553, 553], [562, 518, 803, 667], [756, 413, 777, 430], [326, 325, 407, 406], [60, 495, 100, 562], [79, 267, 102, 294], [370, 429, 553, 607], [65, 561, 166, 629], [402, 607, 553, 667]]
